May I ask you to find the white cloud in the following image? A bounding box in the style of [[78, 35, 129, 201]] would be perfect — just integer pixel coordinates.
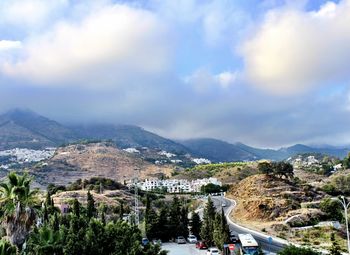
[[240, 0, 350, 95], [184, 69, 238, 92], [0, 40, 22, 51], [0, 0, 68, 31], [1, 4, 171, 86], [214, 71, 237, 88]]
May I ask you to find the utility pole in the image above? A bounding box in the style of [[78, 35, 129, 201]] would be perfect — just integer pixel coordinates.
[[340, 196, 350, 254], [134, 168, 140, 226]]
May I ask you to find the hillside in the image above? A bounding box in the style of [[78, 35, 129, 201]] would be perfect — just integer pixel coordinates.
[[228, 174, 321, 222], [180, 138, 257, 162], [180, 138, 349, 162], [0, 109, 349, 162], [0, 109, 76, 149], [71, 124, 189, 154], [30, 142, 173, 187]]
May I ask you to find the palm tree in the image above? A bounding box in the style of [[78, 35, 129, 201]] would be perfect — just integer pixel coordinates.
[[26, 225, 63, 255], [0, 238, 16, 255], [0, 172, 39, 250]]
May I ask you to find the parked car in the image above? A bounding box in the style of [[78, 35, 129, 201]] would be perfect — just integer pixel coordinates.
[[141, 238, 149, 246], [176, 236, 186, 244], [187, 235, 197, 243], [222, 202, 226, 207], [196, 241, 208, 249], [207, 247, 220, 255]]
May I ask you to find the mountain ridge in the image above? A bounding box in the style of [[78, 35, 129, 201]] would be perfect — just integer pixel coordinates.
[[0, 108, 349, 161]]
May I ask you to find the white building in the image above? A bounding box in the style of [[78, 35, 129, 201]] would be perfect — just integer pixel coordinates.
[[137, 177, 222, 193]]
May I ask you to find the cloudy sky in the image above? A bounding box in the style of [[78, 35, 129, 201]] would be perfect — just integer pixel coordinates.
[[1, 0, 350, 148]]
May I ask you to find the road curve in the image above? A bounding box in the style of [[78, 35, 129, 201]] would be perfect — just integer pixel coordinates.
[[211, 196, 288, 254]]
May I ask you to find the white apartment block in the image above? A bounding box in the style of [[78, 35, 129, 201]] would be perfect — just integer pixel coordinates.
[[137, 177, 222, 193]]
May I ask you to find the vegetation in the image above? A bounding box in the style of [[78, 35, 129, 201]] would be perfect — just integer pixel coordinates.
[[323, 174, 350, 195], [342, 153, 350, 170], [144, 195, 190, 241], [0, 172, 167, 255], [185, 162, 248, 178], [258, 161, 294, 179], [190, 212, 201, 237], [278, 245, 321, 255], [319, 198, 343, 222], [200, 197, 230, 249], [0, 172, 39, 249], [200, 183, 228, 194], [329, 232, 342, 255]]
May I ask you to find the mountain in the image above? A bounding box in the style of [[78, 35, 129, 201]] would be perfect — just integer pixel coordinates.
[[0, 109, 189, 154], [0, 109, 76, 150], [70, 124, 189, 154], [0, 109, 348, 162], [180, 138, 258, 162], [180, 139, 350, 162]]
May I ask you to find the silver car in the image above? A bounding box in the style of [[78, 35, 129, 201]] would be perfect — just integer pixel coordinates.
[[176, 236, 186, 244]]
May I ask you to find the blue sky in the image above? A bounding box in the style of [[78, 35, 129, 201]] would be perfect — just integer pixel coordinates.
[[0, 0, 350, 148]]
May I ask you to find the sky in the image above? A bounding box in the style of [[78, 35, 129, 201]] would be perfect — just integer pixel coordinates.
[[0, 0, 350, 148]]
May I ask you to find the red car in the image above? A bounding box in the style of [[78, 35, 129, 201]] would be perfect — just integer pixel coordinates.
[[196, 241, 208, 249]]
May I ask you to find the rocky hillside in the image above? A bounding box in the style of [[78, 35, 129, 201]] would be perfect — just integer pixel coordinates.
[[228, 174, 321, 221], [31, 142, 173, 187]]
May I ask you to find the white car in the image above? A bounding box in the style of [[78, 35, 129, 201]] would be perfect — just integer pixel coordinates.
[[207, 247, 220, 255], [187, 235, 197, 243]]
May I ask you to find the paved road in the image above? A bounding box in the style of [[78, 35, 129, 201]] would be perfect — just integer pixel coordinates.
[[211, 196, 285, 254], [162, 243, 207, 255]]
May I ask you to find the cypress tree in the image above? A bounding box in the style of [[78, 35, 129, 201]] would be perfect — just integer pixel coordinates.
[[190, 211, 202, 237], [87, 190, 96, 219], [200, 196, 216, 246], [72, 199, 80, 218]]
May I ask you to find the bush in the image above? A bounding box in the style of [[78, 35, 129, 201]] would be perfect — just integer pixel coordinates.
[[278, 245, 321, 255]]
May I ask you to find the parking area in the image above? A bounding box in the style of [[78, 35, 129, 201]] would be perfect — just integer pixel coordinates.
[[162, 242, 208, 255]]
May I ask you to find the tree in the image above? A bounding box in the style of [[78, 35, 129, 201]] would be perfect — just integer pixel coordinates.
[[86, 190, 96, 220], [329, 233, 342, 255], [319, 198, 343, 222], [119, 201, 124, 220], [84, 219, 105, 255], [201, 183, 222, 194], [343, 152, 350, 169], [278, 245, 321, 255], [72, 199, 80, 218], [157, 206, 170, 241], [145, 195, 159, 240], [169, 196, 181, 239], [0, 172, 39, 249], [0, 238, 16, 255], [190, 211, 201, 237], [258, 162, 272, 175], [26, 225, 63, 255], [200, 197, 216, 246], [179, 206, 189, 238], [213, 209, 230, 250]]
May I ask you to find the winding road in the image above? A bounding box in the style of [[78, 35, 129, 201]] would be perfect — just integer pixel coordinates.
[[210, 196, 288, 254]]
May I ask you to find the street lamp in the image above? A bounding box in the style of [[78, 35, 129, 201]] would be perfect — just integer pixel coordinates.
[[340, 196, 350, 254]]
